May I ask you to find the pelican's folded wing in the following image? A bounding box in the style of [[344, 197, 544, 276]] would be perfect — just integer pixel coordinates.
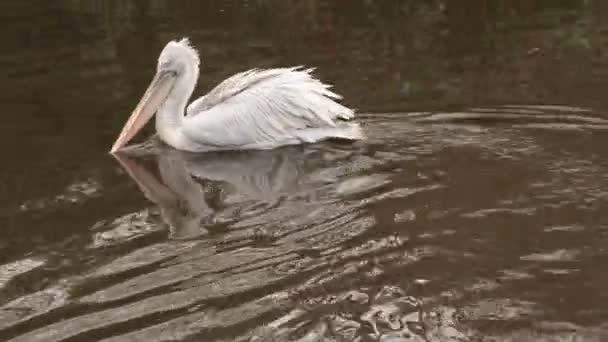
[[182, 67, 355, 148]]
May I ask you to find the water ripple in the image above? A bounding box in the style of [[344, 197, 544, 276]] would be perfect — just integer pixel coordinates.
[[5, 107, 608, 340]]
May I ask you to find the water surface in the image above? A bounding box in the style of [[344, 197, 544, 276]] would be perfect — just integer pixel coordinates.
[[3, 1, 608, 341]]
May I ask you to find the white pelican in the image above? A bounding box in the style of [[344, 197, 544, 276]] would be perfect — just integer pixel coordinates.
[[110, 38, 363, 153]]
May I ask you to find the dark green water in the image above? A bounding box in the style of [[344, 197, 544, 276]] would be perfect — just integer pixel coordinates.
[[2, 1, 608, 341]]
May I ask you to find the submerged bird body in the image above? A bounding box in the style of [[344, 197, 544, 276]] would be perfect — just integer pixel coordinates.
[[111, 38, 362, 153]]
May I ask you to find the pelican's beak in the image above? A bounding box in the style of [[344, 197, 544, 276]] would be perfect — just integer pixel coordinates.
[[110, 70, 177, 153]]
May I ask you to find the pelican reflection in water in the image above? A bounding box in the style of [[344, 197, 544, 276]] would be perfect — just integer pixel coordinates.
[[111, 38, 363, 153], [113, 144, 312, 238]]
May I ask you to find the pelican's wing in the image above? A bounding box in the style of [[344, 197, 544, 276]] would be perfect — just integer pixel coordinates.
[[182, 67, 356, 148], [187, 67, 337, 116], [186, 68, 286, 115]]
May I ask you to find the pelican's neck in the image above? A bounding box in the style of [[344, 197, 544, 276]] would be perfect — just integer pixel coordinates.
[[155, 62, 198, 148]]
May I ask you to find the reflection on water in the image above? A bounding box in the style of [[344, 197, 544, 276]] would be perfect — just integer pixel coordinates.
[[4, 108, 608, 341], [3, 1, 608, 341]]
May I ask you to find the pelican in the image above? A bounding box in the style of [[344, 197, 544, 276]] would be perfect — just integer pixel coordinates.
[[110, 38, 363, 153]]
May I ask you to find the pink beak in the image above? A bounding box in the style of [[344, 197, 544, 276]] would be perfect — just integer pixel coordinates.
[[110, 70, 176, 153]]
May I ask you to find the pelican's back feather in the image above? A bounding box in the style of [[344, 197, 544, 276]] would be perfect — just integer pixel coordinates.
[[182, 67, 357, 149]]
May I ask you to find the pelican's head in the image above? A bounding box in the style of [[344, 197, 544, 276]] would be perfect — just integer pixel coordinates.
[[157, 38, 200, 75], [110, 38, 200, 153]]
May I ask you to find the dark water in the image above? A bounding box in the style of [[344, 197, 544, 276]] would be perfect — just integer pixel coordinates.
[[3, 1, 608, 341]]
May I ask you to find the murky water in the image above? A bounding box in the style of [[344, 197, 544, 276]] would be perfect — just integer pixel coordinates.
[[3, 1, 608, 341]]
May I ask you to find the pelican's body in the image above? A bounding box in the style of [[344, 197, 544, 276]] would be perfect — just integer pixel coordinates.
[[111, 38, 363, 153]]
